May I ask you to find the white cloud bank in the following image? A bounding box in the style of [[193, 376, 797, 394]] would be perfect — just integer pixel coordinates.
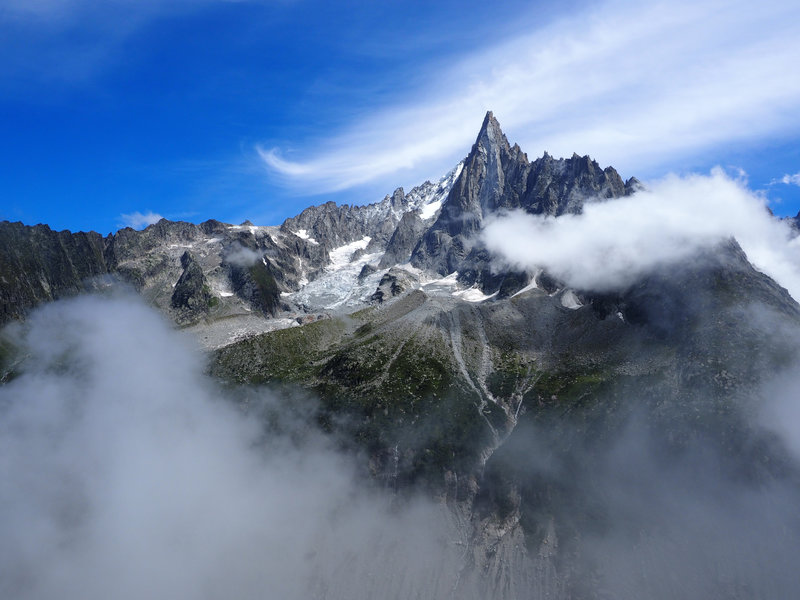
[[262, 0, 800, 194], [0, 295, 467, 600], [482, 169, 800, 299], [119, 210, 163, 229]]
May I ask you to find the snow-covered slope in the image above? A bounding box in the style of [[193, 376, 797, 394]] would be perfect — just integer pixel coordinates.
[[285, 236, 385, 310]]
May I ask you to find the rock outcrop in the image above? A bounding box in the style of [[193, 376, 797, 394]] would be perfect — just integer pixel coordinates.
[[410, 112, 637, 290], [171, 251, 213, 323], [0, 221, 112, 323]]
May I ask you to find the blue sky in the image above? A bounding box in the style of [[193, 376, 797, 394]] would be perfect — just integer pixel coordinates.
[[2, 0, 800, 234]]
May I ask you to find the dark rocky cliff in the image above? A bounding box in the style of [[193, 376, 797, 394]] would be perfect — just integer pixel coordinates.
[[0, 221, 113, 323], [0, 218, 285, 326]]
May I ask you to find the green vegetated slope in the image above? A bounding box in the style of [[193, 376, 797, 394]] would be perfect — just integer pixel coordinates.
[[212, 246, 800, 600], [213, 291, 497, 482], [212, 242, 800, 503]]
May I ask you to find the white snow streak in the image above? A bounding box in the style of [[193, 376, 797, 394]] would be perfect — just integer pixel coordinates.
[[453, 288, 498, 303], [294, 229, 319, 245], [560, 289, 582, 309], [419, 200, 443, 221], [328, 236, 371, 269]]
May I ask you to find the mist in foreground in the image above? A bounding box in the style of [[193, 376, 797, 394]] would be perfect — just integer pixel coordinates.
[[2, 293, 800, 599], [0, 295, 468, 600]]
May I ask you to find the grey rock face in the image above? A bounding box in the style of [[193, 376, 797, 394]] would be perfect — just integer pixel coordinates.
[[0, 221, 112, 323], [370, 267, 420, 304], [0, 140, 470, 328], [378, 211, 427, 268], [357, 263, 378, 283], [278, 164, 461, 274], [0, 217, 296, 326], [171, 251, 213, 324], [410, 112, 634, 286], [108, 219, 200, 264], [280, 191, 401, 257], [226, 261, 280, 317]]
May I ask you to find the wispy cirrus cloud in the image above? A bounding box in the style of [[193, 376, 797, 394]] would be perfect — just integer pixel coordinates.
[[777, 173, 800, 187], [119, 210, 163, 230], [261, 0, 800, 194]]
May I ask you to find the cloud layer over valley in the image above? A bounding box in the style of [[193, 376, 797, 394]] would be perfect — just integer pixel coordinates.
[[0, 295, 465, 600], [2, 279, 800, 597]]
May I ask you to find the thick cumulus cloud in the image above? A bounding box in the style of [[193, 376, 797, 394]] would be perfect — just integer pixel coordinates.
[[483, 169, 800, 298], [0, 295, 467, 600]]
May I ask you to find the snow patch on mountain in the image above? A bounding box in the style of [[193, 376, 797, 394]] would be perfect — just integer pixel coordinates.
[[227, 224, 265, 235], [419, 200, 442, 221], [408, 162, 464, 221], [294, 229, 319, 245], [561, 289, 582, 309], [371, 268, 500, 304], [454, 287, 499, 303], [329, 236, 372, 269], [419, 271, 460, 295], [511, 269, 542, 298], [286, 236, 385, 310]]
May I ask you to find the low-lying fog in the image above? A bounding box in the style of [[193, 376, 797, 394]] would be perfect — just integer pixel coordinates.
[[0, 296, 467, 600], [3, 293, 800, 599]]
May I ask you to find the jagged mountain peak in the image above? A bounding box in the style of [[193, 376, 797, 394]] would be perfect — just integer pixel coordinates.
[[444, 112, 629, 225], [410, 111, 631, 281], [473, 110, 514, 157]]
